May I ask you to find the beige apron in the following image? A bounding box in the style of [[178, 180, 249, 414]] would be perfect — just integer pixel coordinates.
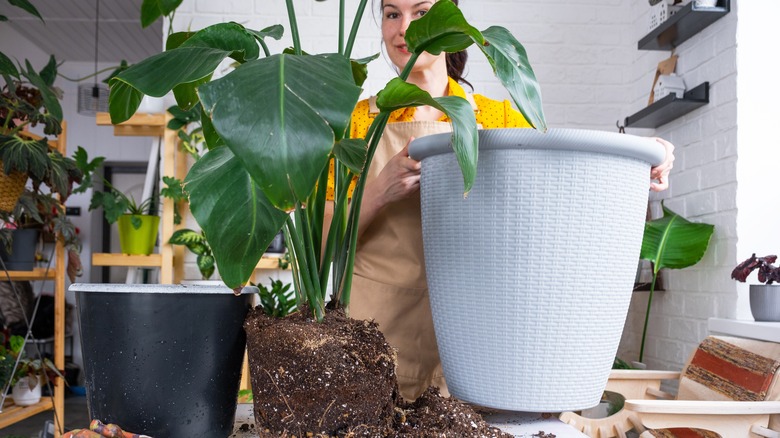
[[349, 115, 457, 402]]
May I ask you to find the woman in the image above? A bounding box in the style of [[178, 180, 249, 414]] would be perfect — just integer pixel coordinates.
[[328, 0, 675, 401]]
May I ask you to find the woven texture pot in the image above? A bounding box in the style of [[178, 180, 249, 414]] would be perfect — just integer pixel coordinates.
[[0, 162, 27, 213], [409, 128, 665, 411], [72, 283, 254, 438], [750, 285, 780, 322]]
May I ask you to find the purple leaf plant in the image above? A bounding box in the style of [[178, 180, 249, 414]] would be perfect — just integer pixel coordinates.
[[731, 254, 780, 284]]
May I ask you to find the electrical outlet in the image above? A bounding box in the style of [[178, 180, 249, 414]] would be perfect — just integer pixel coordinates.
[[65, 206, 81, 216]]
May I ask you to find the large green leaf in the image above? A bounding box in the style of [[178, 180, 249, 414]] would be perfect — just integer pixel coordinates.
[[23, 60, 61, 121], [198, 53, 361, 211], [0, 135, 49, 179], [479, 26, 546, 131], [405, 0, 482, 55], [640, 204, 715, 274], [377, 78, 478, 194], [108, 23, 258, 124], [107, 81, 143, 124], [185, 146, 288, 288], [351, 53, 379, 87]]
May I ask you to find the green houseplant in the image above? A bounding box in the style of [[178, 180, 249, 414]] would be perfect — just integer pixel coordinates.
[[99, 0, 545, 435], [637, 202, 714, 362], [88, 180, 160, 255], [731, 254, 780, 322], [1, 0, 65, 213]]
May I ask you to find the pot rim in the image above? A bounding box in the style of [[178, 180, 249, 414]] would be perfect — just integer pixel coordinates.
[[408, 128, 665, 166], [68, 282, 258, 295]]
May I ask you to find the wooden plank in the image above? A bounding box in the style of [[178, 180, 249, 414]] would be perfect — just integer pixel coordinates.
[[0, 398, 54, 429], [96, 112, 165, 127], [4, 268, 57, 281], [92, 253, 163, 267], [54, 234, 65, 437]]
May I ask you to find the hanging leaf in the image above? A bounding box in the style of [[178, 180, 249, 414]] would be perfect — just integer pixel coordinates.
[[140, 0, 183, 28], [199, 53, 361, 211], [0, 51, 18, 78], [478, 26, 546, 132], [377, 78, 478, 194], [640, 203, 715, 274], [404, 0, 482, 55], [185, 146, 288, 288], [334, 139, 368, 175]]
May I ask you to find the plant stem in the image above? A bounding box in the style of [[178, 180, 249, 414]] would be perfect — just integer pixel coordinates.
[[338, 0, 345, 55], [639, 267, 659, 363], [283, 221, 304, 310], [57, 65, 123, 82], [344, 0, 370, 59], [285, 0, 302, 55], [336, 53, 419, 309], [287, 214, 321, 321]]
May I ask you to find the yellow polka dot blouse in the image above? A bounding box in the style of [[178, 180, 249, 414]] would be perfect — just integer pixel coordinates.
[[326, 77, 531, 200]]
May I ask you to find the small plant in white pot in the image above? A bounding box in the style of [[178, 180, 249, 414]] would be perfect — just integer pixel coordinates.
[[732, 254, 780, 322]]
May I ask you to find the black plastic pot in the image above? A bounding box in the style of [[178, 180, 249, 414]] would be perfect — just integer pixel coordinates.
[[0, 228, 40, 271], [71, 283, 255, 438]]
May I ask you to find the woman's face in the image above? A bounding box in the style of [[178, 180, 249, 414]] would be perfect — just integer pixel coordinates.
[[381, 0, 444, 72]]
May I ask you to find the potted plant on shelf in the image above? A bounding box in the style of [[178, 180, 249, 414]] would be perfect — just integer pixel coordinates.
[[88, 181, 159, 256], [732, 254, 780, 322], [1, 333, 65, 407]]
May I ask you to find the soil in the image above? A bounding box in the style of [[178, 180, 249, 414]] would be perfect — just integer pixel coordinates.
[[244, 307, 518, 437]]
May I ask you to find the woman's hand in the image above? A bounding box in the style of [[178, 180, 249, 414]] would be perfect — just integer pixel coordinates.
[[367, 138, 421, 207], [650, 137, 675, 192]]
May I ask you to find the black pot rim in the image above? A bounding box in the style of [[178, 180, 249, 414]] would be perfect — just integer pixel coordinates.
[[69, 282, 258, 295]]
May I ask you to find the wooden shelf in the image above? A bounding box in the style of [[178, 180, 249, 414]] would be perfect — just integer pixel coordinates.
[[638, 1, 731, 51], [96, 112, 166, 136], [2, 267, 57, 281], [256, 254, 284, 270], [92, 253, 163, 267], [625, 82, 709, 128], [0, 398, 55, 429]]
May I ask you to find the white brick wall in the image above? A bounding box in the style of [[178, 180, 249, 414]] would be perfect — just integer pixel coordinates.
[[174, 1, 756, 374], [618, 1, 739, 372]]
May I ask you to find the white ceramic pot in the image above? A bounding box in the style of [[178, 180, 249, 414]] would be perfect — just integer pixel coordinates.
[[750, 285, 780, 322], [12, 376, 42, 406], [409, 128, 665, 411]]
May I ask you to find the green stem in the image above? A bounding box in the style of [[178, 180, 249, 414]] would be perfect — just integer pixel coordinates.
[[344, 0, 369, 59], [287, 214, 321, 321], [283, 221, 304, 310], [258, 39, 271, 58], [338, 0, 345, 55], [336, 53, 419, 306], [57, 65, 123, 82], [639, 267, 659, 363], [285, 0, 302, 55]]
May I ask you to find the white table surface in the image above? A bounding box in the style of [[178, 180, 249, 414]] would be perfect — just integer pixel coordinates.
[[230, 403, 588, 437]]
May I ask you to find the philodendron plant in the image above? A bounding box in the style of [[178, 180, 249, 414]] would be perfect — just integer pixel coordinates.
[[108, 0, 546, 322]]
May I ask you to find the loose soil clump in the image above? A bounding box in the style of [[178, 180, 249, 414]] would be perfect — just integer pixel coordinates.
[[244, 307, 516, 437]]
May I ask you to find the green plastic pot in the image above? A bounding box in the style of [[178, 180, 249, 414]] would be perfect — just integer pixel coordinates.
[[117, 214, 159, 255]]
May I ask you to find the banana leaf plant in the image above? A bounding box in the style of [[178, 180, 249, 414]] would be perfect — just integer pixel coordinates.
[[638, 202, 714, 362], [107, 0, 546, 322]]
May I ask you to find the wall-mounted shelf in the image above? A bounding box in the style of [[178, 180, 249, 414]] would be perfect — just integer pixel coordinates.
[[92, 253, 164, 267], [625, 82, 709, 128], [639, 1, 731, 51]]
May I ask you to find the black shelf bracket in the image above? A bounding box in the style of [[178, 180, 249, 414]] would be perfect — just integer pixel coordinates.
[[625, 82, 709, 129], [638, 1, 730, 51]]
